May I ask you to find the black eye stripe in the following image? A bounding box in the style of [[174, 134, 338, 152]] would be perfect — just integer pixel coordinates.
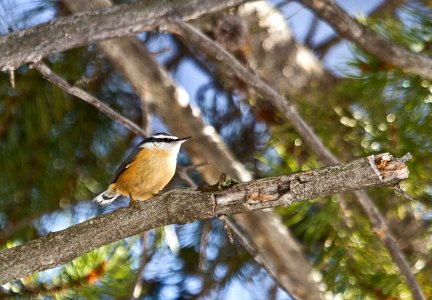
[[138, 137, 178, 146], [151, 138, 177, 143]]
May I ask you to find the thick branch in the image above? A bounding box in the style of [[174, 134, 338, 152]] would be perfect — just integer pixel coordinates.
[[298, 0, 432, 80], [0, 154, 408, 284], [0, 0, 247, 69]]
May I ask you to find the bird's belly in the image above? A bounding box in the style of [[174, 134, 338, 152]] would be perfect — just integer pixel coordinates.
[[115, 153, 176, 201]]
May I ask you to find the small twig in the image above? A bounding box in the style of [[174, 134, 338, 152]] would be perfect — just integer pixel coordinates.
[[304, 17, 320, 47], [223, 217, 294, 298], [182, 162, 209, 171], [149, 47, 172, 57], [198, 220, 211, 271], [74, 73, 101, 86], [140, 99, 152, 137], [393, 184, 417, 202], [218, 215, 234, 244], [8, 68, 15, 89], [177, 167, 198, 189], [32, 61, 146, 137], [398, 152, 412, 163], [130, 232, 151, 300], [177, 162, 209, 188]]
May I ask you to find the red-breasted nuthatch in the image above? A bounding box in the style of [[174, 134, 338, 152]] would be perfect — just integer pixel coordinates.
[[93, 132, 190, 206]]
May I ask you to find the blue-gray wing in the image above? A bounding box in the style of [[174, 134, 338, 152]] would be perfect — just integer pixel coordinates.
[[111, 146, 142, 183]]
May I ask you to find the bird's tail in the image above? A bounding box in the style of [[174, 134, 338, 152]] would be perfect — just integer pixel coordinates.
[[93, 185, 120, 206]]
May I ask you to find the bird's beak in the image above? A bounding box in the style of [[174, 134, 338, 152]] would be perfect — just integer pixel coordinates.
[[176, 136, 191, 143]]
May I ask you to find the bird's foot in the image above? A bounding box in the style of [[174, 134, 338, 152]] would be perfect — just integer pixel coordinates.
[[129, 195, 138, 209]]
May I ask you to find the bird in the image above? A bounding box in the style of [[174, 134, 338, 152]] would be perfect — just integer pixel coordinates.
[[93, 132, 190, 207]]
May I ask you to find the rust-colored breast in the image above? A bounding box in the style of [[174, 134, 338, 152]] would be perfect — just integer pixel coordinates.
[[114, 148, 176, 200]]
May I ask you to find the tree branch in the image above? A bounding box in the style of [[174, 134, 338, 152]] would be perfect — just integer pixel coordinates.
[[0, 153, 408, 284], [32, 61, 146, 137], [164, 22, 426, 300], [313, 0, 407, 57], [298, 0, 432, 80], [166, 21, 339, 165], [0, 0, 247, 69]]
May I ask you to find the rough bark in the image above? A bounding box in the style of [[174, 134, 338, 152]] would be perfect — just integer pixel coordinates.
[[0, 153, 409, 285], [298, 0, 432, 80], [0, 0, 247, 69], [61, 1, 325, 298]]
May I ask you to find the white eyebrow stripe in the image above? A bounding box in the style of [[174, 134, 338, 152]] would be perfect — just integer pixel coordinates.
[[152, 134, 178, 139]]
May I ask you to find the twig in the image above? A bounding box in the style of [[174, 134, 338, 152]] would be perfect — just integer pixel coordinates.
[[32, 61, 146, 137], [177, 167, 198, 189], [298, 0, 432, 80], [218, 215, 234, 244], [164, 22, 425, 300], [304, 17, 320, 48], [393, 184, 417, 202], [140, 99, 152, 137], [198, 220, 211, 271], [130, 232, 151, 300], [8, 68, 15, 89]]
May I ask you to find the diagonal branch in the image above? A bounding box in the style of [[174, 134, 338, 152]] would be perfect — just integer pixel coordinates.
[[297, 0, 432, 80], [0, 0, 247, 69], [313, 0, 407, 57], [164, 22, 426, 300], [0, 153, 409, 284], [32, 61, 145, 137], [166, 21, 339, 165]]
